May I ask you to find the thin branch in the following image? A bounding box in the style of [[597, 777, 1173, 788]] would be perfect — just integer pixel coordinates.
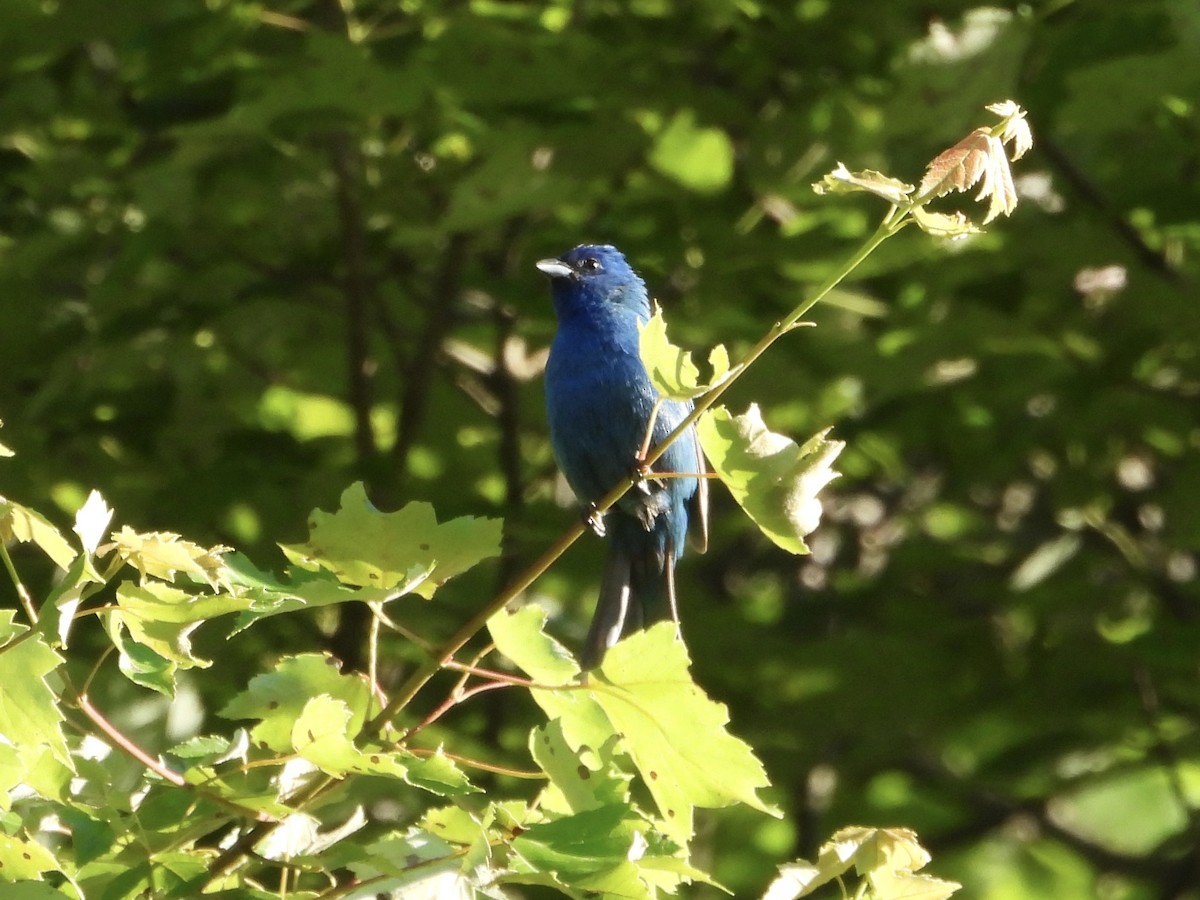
[[76, 694, 266, 822], [401, 680, 517, 741], [329, 130, 378, 471], [0, 541, 39, 624], [390, 232, 471, 473], [1038, 135, 1184, 285], [407, 745, 545, 780]]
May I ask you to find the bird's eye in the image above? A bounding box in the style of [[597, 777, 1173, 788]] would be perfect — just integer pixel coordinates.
[[580, 257, 602, 272]]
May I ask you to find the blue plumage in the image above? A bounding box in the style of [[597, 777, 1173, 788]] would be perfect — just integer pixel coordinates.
[[538, 244, 707, 668]]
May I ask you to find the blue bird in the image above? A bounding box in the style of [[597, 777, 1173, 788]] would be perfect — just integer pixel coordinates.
[[538, 244, 707, 669]]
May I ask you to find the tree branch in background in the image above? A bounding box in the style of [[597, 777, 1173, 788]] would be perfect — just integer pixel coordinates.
[[329, 130, 379, 471]]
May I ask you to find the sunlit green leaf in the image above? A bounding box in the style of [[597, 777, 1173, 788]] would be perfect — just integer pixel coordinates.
[[105, 526, 229, 587], [290, 695, 476, 796], [639, 305, 732, 402], [0, 612, 71, 769], [763, 826, 959, 899], [591, 623, 779, 843], [220, 654, 371, 753], [531, 720, 630, 815], [280, 483, 501, 598], [0, 832, 61, 881], [812, 163, 915, 204], [911, 206, 982, 237], [114, 581, 254, 668], [697, 404, 844, 555], [488, 605, 614, 752], [488, 604, 579, 686], [346, 829, 476, 896], [73, 489, 113, 556], [0, 498, 76, 571]]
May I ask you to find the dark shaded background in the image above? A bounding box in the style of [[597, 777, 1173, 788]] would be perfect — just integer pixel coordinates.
[[1, 0, 1197, 896]]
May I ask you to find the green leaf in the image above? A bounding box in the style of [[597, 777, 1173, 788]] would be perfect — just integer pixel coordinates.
[[488, 606, 615, 753], [0, 884, 75, 899], [812, 163, 915, 204], [280, 482, 501, 598], [105, 526, 229, 587], [220, 654, 371, 753], [648, 109, 734, 193], [221, 554, 399, 633], [762, 827, 960, 900], [105, 617, 178, 696], [512, 804, 643, 882], [0, 613, 71, 769], [0, 498, 76, 571], [697, 404, 844, 555], [114, 582, 255, 668], [911, 206, 983, 238], [57, 807, 117, 867], [591, 623, 779, 843], [289, 695, 476, 795], [0, 831, 61, 880], [346, 829, 477, 896], [531, 720, 631, 815], [40, 552, 104, 649], [402, 748, 478, 797], [488, 604, 579, 686], [639, 305, 732, 402]]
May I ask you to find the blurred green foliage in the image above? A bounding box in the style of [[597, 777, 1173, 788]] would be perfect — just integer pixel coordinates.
[[1, 0, 1197, 896]]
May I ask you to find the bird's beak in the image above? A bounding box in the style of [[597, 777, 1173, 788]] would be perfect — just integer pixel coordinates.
[[535, 258, 574, 279]]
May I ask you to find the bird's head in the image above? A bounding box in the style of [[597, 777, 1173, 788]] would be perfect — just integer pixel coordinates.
[[536, 244, 651, 321]]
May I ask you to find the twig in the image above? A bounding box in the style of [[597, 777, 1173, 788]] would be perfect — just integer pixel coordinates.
[[78, 699, 191, 788], [0, 541, 39, 624], [329, 129, 378, 470], [407, 745, 545, 780]]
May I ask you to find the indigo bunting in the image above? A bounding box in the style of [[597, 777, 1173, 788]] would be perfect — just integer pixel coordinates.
[[538, 244, 707, 668]]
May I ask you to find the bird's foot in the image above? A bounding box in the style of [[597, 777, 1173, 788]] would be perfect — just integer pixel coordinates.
[[583, 505, 606, 537]]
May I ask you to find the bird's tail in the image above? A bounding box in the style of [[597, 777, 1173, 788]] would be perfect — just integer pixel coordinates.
[[581, 521, 677, 670]]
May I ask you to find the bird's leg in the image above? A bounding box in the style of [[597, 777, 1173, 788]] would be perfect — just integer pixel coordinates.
[[632, 398, 666, 482], [583, 503, 607, 537]]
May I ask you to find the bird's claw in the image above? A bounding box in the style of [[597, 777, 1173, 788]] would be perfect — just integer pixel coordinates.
[[584, 505, 606, 537], [630, 459, 654, 485]]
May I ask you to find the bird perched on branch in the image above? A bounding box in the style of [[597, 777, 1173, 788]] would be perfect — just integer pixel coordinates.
[[538, 244, 707, 669]]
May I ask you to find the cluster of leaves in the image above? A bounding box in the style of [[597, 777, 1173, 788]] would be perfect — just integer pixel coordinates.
[[0, 98, 1039, 900], [0, 477, 704, 895], [0, 467, 958, 898]]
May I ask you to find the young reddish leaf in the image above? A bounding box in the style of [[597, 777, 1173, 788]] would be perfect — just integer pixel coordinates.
[[917, 100, 1032, 224]]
